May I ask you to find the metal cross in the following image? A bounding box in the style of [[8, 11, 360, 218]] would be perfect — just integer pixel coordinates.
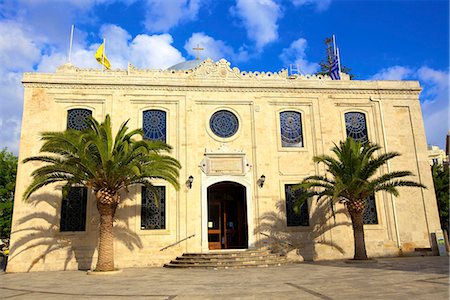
[[193, 44, 204, 60]]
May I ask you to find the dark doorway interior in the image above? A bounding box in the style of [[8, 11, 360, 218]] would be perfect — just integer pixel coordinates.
[[207, 182, 248, 250]]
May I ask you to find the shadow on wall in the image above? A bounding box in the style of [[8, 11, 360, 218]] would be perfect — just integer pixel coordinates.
[[8, 190, 143, 272], [255, 200, 351, 261]]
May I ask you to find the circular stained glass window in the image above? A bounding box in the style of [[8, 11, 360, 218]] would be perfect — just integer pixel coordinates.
[[67, 109, 92, 131], [209, 110, 239, 138]]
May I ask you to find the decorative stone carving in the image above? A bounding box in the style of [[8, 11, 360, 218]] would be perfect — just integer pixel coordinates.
[[199, 144, 252, 176]]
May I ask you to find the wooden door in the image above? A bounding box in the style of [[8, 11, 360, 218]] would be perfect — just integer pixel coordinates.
[[207, 182, 248, 250], [208, 200, 222, 250]]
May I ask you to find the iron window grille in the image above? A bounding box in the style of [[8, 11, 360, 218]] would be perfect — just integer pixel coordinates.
[[141, 186, 166, 230], [285, 184, 309, 227], [60, 187, 87, 232], [363, 195, 378, 224]]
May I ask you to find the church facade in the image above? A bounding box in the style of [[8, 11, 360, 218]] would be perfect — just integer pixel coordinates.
[[8, 59, 441, 272]]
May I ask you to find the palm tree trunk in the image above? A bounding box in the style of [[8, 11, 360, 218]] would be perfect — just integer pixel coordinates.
[[95, 192, 118, 271], [349, 211, 368, 259], [347, 200, 368, 260]]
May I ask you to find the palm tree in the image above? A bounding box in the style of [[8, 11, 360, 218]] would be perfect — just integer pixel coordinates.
[[22, 115, 180, 271], [295, 138, 425, 260]]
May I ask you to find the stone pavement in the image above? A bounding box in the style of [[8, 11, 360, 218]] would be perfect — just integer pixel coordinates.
[[0, 256, 448, 299]]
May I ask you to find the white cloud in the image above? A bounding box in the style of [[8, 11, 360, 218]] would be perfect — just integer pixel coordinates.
[[230, 0, 281, 50], [184, 32, 249, 63], [130, 34, 185, 69], [37, 29, 185, 71], [143, 0, 201, 32], [0, 21, 41, 70], [370, 65, 449, 148], [416, 67, 449, 148], [292, 0, 332, 11], [0, 69, 23, 154], [370, 66, 413, 80], [279, 38, 319, 74]]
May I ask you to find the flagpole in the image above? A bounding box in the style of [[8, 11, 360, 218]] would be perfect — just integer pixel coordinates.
[[68, 25, 74, 63], [332, 34, 337, 57]]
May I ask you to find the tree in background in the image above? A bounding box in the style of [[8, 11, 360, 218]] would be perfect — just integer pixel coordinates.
[[431, 164, 449, 235], [316, 37, 354, 79], [0, 149, 17, 239], [295, 138, 425, 260]]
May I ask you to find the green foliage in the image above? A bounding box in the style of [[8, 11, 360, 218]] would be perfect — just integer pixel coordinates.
[[431, 164, 449, 233], [0, 148, 17, 238], [23, 115, 181, 200], [294, 138, 425, 212], [315, 37, 355, 79]]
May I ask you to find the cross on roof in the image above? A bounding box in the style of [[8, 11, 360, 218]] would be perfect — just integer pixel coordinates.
[[193, 44, 204, 60]]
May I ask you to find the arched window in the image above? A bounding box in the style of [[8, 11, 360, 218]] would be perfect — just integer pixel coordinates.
[[67, 109, 92, 131], [345, 112, 377, 224], [344, 112, 368, 143], [63, 109, 92, 232], [143, 110, 166, 142], [280, 111, 303, 147]]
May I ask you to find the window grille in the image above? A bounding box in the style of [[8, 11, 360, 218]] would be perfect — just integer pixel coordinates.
[[280, 111, 303, 147], [143, 110, 166, 142], [209, 110, 239, 138], [60, 187, 87, 232], [67, 109, 92, 131], [285, 184, 309, 226], [363, 195, 378, 224], [344, 112, 368, 143], [141, 186, 166, 230]]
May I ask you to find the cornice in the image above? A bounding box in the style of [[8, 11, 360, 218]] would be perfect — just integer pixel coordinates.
[[21, 83, 421, 96], [22, 59, 421, 96]]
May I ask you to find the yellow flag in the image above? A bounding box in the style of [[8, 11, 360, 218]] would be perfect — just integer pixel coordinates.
[[95, 42, 111, 70]]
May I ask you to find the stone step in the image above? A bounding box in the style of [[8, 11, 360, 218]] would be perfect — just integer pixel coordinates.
[[170, 257, 285, 265], [164, 260, 284, 269], [174, 256, 283, 263], [164, 249, 287, 269], [181, 250, 273, 259]]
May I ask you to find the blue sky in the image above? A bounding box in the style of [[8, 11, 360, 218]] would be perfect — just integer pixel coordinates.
[[0, 0, 448, 154]]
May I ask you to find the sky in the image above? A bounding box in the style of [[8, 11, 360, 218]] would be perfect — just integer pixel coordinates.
[[0, 0, 448, 155]]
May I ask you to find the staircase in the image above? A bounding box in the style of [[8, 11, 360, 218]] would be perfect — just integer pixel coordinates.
[[164, 249, 286, 269]]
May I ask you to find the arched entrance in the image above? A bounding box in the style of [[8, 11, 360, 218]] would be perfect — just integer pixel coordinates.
[[207, 182, 248, 250]]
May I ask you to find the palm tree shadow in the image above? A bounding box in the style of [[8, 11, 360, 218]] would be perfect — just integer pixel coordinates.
[[255, 200, 351, 261], [9, 189, 143, 272]]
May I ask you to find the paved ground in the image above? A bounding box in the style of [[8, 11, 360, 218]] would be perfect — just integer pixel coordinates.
[[0, 256, 448, 299]]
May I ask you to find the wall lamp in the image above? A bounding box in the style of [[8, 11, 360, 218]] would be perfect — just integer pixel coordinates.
[[257, 175, 266, 188], [186, 175, 194, 189]]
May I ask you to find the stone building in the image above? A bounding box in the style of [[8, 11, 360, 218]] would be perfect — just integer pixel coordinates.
[[427, 145, 448, 166], [8, 59, 441, 272]]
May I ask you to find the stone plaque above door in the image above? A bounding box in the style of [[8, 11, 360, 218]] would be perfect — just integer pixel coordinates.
[[200, 144, 251, 176]]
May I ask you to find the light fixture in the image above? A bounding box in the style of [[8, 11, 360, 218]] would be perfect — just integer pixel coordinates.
[[187, 175, 194, 189], [257, 175, 266, 188]]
